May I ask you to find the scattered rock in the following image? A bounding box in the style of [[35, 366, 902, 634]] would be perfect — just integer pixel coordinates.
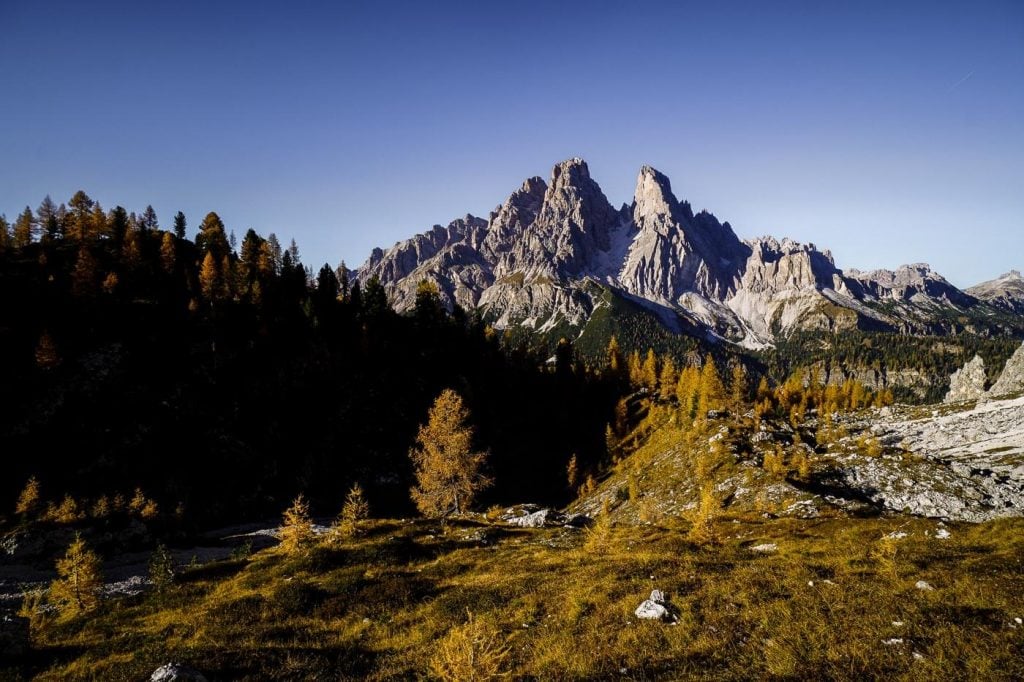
[[635, 589, 677, 622], [882, 638, 904, 646], [150, 663, 208, 682], [934, 528, 951, 540], [915, 580, 935, 592], [749, 543, 778, 553]]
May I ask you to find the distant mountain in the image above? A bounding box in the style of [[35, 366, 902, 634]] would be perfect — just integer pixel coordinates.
[[967, 270, 1024, 315], [357, 158, 1021, 347]]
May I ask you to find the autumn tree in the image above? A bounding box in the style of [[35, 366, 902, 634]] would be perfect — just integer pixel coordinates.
[[332, 483, 369, 539], [696, 355, 726, 417], [13, 206, 35, 248], [160, 232, 176, 273], [279, 494, 315, 555], [409, 389, 491, 520], [606, 336, 625, 382], [641, 349, 659, 393], [67, 190, 94, 240], [15, 476, 41, 517], [196, 211, 229, 258], [0, 214, 9, 252], [659, 356, 678, 401], [71, 245, 98, 297], [199, 251, 220, 300], [49, 535, 102, 616], [730, 363, 747, 409]]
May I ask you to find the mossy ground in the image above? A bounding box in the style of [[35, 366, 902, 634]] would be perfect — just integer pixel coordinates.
[[6, 514, 1023, 681]]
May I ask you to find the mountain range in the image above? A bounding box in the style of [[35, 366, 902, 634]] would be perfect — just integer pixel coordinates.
[[356, 158, 1024, 348]]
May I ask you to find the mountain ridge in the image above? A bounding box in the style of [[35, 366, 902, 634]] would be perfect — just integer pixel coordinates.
[[356, 158, 1020, 347]]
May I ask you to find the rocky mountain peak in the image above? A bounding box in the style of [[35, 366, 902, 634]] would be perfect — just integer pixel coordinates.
[[633, 165, 684, 226]]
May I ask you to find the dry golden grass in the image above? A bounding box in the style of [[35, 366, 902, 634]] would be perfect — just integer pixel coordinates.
[[6, 514, 1022, 681]]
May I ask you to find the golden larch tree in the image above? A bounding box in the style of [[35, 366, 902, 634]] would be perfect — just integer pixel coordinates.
[[279, 494, 315, 555], [15, 476, 41, 516], [50, 534, 102, 616], [333, 483, 369, 539], [199, 251, 220, 300], [641, 349, 659, 393], [658, 356, 678, 401], [160, 232, 176, 273], [409, 389, 491, 520]]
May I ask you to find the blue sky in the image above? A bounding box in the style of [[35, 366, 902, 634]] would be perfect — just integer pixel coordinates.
[[1, 1, 1021, 286]]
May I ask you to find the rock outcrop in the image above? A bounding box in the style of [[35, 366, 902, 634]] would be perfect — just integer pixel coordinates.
[[356, 158, 1014, 346], [988, 342, 1024, 399], [944, 355, 988, 403]]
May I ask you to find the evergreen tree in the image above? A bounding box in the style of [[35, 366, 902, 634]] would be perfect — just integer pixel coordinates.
[[140, 205, 158, 232], [149, 542, 174, 593], [49, 534, 102, 616], [409, 389, 491, 520], [362, 276, 389, 317], [266, 233, 283, 272], [0, 214, 9, 252], [316, 263, 340, 304], [36, 195, 59, 240], [173, 211, 187, 240], [337, 260, 350, 300], [108, 206, 129, 244], [67, 190, 94, 240]]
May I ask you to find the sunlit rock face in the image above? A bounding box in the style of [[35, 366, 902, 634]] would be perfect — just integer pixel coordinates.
[[356, 158, 1004, 344]]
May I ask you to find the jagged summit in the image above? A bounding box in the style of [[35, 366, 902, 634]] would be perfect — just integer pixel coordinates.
[[356, 158, 1018, 345]]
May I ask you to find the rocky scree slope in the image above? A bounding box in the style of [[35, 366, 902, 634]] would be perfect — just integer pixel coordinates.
[[357, 158, 1017, 346]]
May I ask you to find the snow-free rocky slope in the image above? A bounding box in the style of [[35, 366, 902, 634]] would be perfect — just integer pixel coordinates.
[[357, 158, 1017, 346]]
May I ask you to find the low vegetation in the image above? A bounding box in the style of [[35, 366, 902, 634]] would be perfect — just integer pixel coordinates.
[[7, 515, 1022, 680]]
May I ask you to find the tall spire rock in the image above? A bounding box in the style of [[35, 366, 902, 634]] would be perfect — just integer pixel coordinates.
[[620, 165, 748, 310]]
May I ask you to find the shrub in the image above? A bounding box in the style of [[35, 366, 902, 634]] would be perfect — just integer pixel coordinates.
[[429, 611, 510, 682]]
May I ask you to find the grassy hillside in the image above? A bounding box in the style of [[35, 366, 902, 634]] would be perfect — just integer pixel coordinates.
[[8, 515, 1023, 680]]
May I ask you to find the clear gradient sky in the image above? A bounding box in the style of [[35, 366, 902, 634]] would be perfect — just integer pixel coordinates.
[[1, 1, 1021, 286]]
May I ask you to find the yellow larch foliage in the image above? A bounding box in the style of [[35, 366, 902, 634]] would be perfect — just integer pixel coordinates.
[[15, 476, 41, 516], [658, 356, 678, 401], [279, 494, 315, 555], [49, 534, 102, 617], [409, 389, 491, 520]]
